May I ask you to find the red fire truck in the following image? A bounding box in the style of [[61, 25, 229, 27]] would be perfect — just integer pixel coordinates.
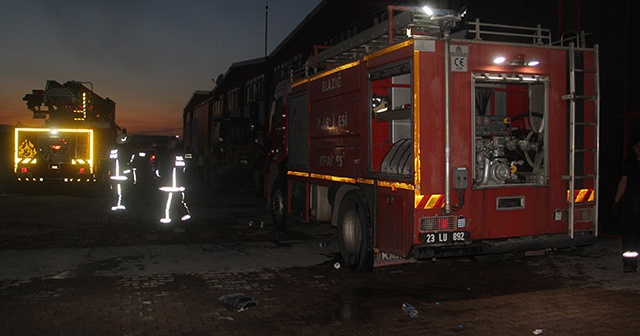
[[265, 6, 599, 271]]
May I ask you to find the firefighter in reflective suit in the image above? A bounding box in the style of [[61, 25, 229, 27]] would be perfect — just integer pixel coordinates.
[[615, 137, 640, 273], [110, 129, 130, 211], [156, 138, 191, 223], [130, 146, 152, 196]]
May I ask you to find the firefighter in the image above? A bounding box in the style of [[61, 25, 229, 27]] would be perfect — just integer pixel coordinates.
[[156, 137, 191, 224], [130, 145, 152, 195], [614, 137, 640, 273], [109, 128, 131, 211]]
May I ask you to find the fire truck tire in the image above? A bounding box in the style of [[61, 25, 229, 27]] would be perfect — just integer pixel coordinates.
[[337, 191, 373, 272], [270, 177, 288, 231]]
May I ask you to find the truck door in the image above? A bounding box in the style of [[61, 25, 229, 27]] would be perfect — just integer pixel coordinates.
[[368, 61, 414, 257]]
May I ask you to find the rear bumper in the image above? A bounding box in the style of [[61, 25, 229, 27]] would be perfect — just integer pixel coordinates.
[[412, 232, 597, 259]]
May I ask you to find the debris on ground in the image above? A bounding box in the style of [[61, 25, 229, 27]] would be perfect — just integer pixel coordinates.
[[218, 293, 259, 312]]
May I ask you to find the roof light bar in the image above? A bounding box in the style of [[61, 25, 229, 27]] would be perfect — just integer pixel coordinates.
[[493, 54, 540, 67]]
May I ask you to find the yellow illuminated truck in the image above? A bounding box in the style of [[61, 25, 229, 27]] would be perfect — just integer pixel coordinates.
[[15, 80, 118, 184]]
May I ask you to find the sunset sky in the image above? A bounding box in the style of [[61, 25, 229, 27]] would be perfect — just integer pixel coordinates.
[[0, 0, 320, 136]]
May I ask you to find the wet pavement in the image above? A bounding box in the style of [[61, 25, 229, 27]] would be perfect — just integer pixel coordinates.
[[0, 180, 639, 335]]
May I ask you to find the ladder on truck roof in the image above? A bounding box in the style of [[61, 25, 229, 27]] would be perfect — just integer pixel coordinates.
[[305, 7, 444, 76], [304, 6, 553, 77], [562, 43, 600, 239]]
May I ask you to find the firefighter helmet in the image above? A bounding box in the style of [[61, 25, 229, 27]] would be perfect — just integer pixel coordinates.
[[116, 128, 129, 144]]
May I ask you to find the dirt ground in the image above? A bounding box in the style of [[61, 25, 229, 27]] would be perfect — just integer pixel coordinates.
[[0, 184, 638, 335]]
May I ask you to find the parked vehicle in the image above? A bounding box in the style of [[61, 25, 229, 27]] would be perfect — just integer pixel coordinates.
[[16, 80, 120, 186], [264, 6, 599, 271]]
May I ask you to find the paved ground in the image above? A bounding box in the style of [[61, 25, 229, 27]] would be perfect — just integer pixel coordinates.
[[0, 180, 639, 336]]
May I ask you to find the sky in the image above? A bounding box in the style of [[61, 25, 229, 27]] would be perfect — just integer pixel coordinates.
[[0, 0, 321, 136]]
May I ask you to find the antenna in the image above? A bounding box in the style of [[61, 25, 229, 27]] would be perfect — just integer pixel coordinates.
[[265, 1, 269, 58]]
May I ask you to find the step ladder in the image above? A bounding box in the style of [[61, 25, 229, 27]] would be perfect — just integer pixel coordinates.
[[562, 43, 600, 239]]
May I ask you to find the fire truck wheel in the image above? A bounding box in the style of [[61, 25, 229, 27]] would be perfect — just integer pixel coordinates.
[[270, 178, 288, 231], [337, 191, 373, 272]]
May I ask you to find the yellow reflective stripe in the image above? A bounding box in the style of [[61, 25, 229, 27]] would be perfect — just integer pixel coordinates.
[[366, 39, 413, 60], [309, 173, 357, 184], [305, 61, 361, 83], [425, 194, 444, 209], [15, 127, 93, 133], [377, 181, 414, 191], [292, 40, 413, 88], [357, 178, 375, 185], [576, 189, 589, 202], [567, 188, 595, 203], [16, 158, 38, 164], [288, 171, 413, 190], [413, 45, 422, 206], [415, 194, 445, 209]]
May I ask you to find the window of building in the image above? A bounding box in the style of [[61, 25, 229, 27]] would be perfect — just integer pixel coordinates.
[[226, 87, 239, 112], [245, 74, 265, 104]]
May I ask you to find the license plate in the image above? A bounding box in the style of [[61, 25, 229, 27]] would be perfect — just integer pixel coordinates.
[[422, 231, 470, 244]]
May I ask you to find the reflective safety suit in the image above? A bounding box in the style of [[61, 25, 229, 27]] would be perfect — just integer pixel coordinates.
[[158, 154, 191, 223], [109, 147, 130, 211]]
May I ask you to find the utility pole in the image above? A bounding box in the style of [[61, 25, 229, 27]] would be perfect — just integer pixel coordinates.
[[261, 0, 270, 141], [265, 1, 269, 59]]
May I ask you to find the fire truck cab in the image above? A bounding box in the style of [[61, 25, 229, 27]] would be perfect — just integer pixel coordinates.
[[265, 7, 599, 271]]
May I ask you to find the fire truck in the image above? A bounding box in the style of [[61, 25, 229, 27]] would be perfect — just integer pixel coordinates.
[[16, 80, 118, 185], [264, 6, 600, 271]]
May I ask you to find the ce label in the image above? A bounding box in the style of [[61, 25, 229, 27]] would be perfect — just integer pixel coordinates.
[[451, 56, 467, 72]]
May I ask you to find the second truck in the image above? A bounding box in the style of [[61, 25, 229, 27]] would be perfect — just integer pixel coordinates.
[[16, 80, 119, 185]]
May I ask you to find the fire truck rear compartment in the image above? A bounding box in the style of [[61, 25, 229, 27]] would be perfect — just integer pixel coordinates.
[[472, 77, 548, 188]]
